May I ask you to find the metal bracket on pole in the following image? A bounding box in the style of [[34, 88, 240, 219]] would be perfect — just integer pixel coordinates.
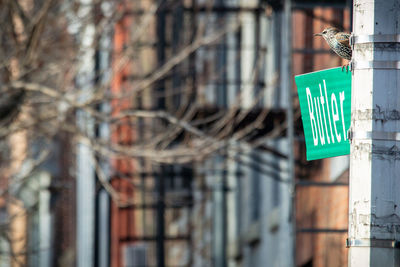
[[348, 131, 400, 141], [350, 34, 400, 45], [346, 238, 400, 249], [351, 61, 400, 70], [350, 34, 400, 70]]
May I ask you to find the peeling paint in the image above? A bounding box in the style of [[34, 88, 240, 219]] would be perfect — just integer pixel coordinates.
[[352, 142, 400, 161], [352, 105, 400, 122], [372, 145, 400, 160], [351, 213, 400, 234]]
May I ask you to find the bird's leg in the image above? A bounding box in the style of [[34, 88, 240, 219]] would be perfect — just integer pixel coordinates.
[[341, 62, 350, 72]]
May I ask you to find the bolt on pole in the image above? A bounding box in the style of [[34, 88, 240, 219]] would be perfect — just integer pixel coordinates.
[[348, 0, 400, 266]]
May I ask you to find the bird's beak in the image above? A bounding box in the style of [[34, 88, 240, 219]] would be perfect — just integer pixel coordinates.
[[314, 33, 322, 37]]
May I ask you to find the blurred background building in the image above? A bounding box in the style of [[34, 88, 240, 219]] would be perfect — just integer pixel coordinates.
[[0, 0, 353, 266]]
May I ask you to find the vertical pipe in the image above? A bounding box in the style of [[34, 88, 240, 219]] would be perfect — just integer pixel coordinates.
[[156, 169, 165, 267], [212, 156, 227, 267], [76, 0, 95, 266], [39, 172, 52, 267], [156, 0, 166, 109], [282, 0, 295, 266], [97, 26, 111, 267], [156, 2, 166, 265], [222, 156, 227, 267], [240, 2, 257, 109]]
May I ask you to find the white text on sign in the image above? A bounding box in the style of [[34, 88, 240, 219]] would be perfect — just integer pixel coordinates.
[[306, 80, 347, 146]]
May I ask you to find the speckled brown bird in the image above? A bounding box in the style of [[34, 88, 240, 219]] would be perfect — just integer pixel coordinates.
[[314, 27, 351, 70]]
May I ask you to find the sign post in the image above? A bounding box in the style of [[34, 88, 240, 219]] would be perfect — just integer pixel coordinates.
[[348, 0, 400, 265], [295, 67, 351, 160]]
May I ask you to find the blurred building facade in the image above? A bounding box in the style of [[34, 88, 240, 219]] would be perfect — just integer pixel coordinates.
[[0, 1, 354, 267], [87, 0, 353, 267], [100, 0, 294, 266]]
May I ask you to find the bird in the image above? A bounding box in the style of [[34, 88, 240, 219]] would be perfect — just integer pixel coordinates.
[[314, 27, 351, 71]]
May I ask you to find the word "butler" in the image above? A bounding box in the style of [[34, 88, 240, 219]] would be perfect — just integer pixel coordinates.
[[306, 80, 347, 146]]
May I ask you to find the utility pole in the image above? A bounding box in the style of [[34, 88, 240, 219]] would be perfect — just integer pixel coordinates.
[[348, 0, 400, 266]]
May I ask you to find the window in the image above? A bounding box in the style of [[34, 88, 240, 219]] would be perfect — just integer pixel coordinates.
[[123, 244, 147, 267]]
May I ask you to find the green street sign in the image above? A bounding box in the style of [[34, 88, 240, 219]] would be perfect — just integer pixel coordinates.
[[295, 67, 351, 160]]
